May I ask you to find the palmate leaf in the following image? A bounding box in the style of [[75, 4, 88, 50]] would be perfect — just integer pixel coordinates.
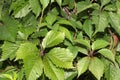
[[47, 47, 74, 68], [1, 41, 19, 60], [77, 57, 90, 77], [43, 56, 64, 80], [42, 30, 65, 49], [89, 57, 104, 80], [24, 54, 43, 80], [0, 15, 19, 42], [16, 42, 38, 60]]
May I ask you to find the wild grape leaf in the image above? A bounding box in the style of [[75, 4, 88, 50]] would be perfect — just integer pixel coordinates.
[[24, 55, 43, 80], [29, 0, 41, 17], [77, 57, 90, 77], [92, 39, 109, 50], [43, 56, 64, 80], [42, 30, 65, 49], [89, 57, 104, 80], [16, 42, 38, 60], [0, 16, 19, 42], [47, 47, 74, 68], [1, 41, 19, 60], [98, 49, 115, 63]]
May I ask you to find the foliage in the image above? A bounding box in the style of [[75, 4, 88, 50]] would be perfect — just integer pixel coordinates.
[[0, 0, 120, 80]]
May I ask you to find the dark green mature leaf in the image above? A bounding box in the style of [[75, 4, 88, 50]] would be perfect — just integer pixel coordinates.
[[40, 0, 50, 10], [43, 56, 64, 80], [109, 12, 120, 36], [16, 42, 38, 60], [83, 19, 93, 38], [29, 0, 41, 17], [0, 16, 19, 42], [92, 39, 109, 50], [1, 41, 19, 60], [47, 47, 74, 68], [24, 55, 43, 80], [98, 49, 115, 63], [42, 30, 65, 49], [77, 57, 90, 77], [89, 57, 104, 80]]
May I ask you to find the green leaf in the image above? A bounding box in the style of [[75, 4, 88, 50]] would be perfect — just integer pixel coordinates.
[[76, 1, 94, 14], [83, 19, 93, 38], [92, 39, 109, 50], [77, 57, 90, 77], [74, 39, 90, 48], [96, 12, 108, 32], [0, 16, 19, 42], [101, 0, 110, 8], [40, 0, 50, 10], [59, 26, 72, 42], [109, 12, 120, 36], [24, 55, 43, 80], [43, 56, 64, 80], [47, 47, 74, 68], [89, 57, 104, 80], [16, 42, 38, 60], [65, 71, 77, 80], [14, 4, 31, 18], [42, 30, 65, 49], [1, 41, 19, 60], [45, 14, 57, 26], [56, 0, 62, 6], [98, 49, 115, 63], [29, 0, 41, 17]]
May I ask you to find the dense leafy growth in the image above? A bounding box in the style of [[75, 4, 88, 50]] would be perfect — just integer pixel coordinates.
[[0, 0, 120, 80]]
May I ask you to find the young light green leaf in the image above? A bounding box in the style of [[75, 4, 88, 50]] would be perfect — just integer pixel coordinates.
[[47, 47, 74, 68], [42, 30, 65, 49], [109, 12, 120, 36], [43, 56, 64, 80], [29, 0, 41, 17], [92, 39, 109, 50], [15, 4, 31, 18], [56, 0, 62, 6], [65, 71, 77, 80], [101, 0, 110, 8], [40, 0, 50, 10], [77, 57, 90, 77], [1, 74, 13, 80], [74, 39, 90, 48], [24, 55, 43, 80], [89, 57, 104, 80], [83, 19, 93, 38], [59, 26, 72, 42], [98, 49, 115, 63], [16, 42, 38, 60], [1, 41, 19, 60]]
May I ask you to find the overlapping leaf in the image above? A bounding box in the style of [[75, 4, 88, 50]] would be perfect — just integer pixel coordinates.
[[89, 57, 104, 80], [1, 41, 19, 60], [47, 47, 74, 68], [43, 56, 64, 80], [42, 30, 65, 49], [24, 55, 43, 80]]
